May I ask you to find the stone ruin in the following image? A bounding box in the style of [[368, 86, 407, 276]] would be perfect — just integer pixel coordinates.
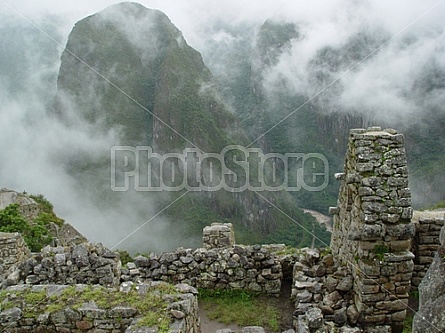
[[0, 232, 30, 275], [203, 223, 235, 249], [410, 211, 444, 290], [0, 127, 445, 333], [329, 127, 414, 332], [0, 188, 40, 219], [291, 127, 444, 333], [413, 217, 445, 333]]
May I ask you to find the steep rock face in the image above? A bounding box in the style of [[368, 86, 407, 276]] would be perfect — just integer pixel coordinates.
[[55, 2, 237, 151], [53, 3, 330, 250], [208, 18, 445, 209]]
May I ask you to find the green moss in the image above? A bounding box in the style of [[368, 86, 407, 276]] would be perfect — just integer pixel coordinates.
[[319, 247, 332, 257], [372, 244, 389, 261], [275, 245, 300, 256], [24, 290, 46, 304], [0, 283, 179, 333]]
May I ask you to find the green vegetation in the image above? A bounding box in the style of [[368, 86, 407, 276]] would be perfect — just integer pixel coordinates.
[[402, 313, 413, 333], [116, 250, 134, 266], [198, 289, 281, 331], [0, 283, 178, 332], [372, 244, 389, 261], [55, 5, 337, 254], [164, 191, 331, 249], [402, 289, 419, 333], [273, 245, 300, 256], [0, 204, 52, 252], [0, 194, 64, 252], [424, 199, 445, 210], [30, 194, 64, 226]]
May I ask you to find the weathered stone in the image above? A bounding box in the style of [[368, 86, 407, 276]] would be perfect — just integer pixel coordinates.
[[109, 306, 138, 318], [54, 253, 66, 266], [76, 320, 94, 330], [391, 309, 406, 322], [127, 262, 137, 270], [242, 326, 265, 333], [0, 307, 22, 322], [347, 304, 359, 325], [293, 303, 312, 316], [361, 225, 383, 240], [334, 307, 348, 325], [294, 281, 317, 289], [216, 330, 234, 333], [375, 299, 408, 311], [324, 291, 342, 308], [78, 302, 107, 319], [175, 283, 198, 294], [413, 293, 445, 332], [72, 244, 89, 267], [296, 290, 312, 303], [325, 276, 338, 292], [306, 307, 323, 329], [339, 327, 362, 333], [336, 275, 353, 292], [125, 326, 159, 333], [318, 304, 334, 315]]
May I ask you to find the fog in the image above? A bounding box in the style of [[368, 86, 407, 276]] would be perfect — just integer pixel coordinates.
[[0, 0, 444, 251]]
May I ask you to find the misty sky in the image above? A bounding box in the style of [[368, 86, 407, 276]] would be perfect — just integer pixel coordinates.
[[0, 0, 444, 251]]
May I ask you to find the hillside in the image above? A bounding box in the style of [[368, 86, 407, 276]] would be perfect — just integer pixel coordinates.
[[204, 19, 445, 211], [53, 3, 330, 252], [0, 188, 80, 251]]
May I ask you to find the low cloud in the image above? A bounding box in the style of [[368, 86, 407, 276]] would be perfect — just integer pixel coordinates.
[[0, 0, 444, 251]]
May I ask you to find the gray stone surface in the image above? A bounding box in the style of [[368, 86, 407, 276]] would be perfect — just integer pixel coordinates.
[[413, 223, 445, 333], [203, 223, 235, 249], [0, 283, 199, 333], [306, 307, 323, 329], [329, 127, 414, 328]]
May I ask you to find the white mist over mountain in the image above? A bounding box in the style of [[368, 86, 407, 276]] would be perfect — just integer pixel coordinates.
[[0, 0, 443, 250]]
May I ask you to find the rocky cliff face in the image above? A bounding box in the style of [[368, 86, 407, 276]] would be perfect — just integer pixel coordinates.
[[53, 3, 330, 251], [55, 2, 238, 151], [207, 18, 445, 211]]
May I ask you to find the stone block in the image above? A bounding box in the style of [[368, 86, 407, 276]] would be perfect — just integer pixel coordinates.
[[306, 307, 323, 329]]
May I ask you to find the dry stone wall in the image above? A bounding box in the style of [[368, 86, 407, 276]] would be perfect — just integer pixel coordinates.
[[4, 243, 121, 288], [0, 188, 40, 219], [413, 222, 445, 333], [410, 212, 445, 289], [2, 137, 445, 333], [203, 223, 235, 249], [4, 224, 282, 295], [122, 243, 282, 295], [0, 232, 30, 275], [330, 127, 415, 332], [0, 282, 199, 333]]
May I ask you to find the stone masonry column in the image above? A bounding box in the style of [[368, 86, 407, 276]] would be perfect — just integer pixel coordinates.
[[202, 223, 235, 249], [330, 127, 415, 332]]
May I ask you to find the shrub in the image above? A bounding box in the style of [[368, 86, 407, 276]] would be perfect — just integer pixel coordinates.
[[0, 202, 54, 252]]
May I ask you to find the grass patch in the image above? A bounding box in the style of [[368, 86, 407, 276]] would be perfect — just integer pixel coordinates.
[[198, 289, 281, 331], [402, 313, 413, 333], [423, 199, 445, 210]]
